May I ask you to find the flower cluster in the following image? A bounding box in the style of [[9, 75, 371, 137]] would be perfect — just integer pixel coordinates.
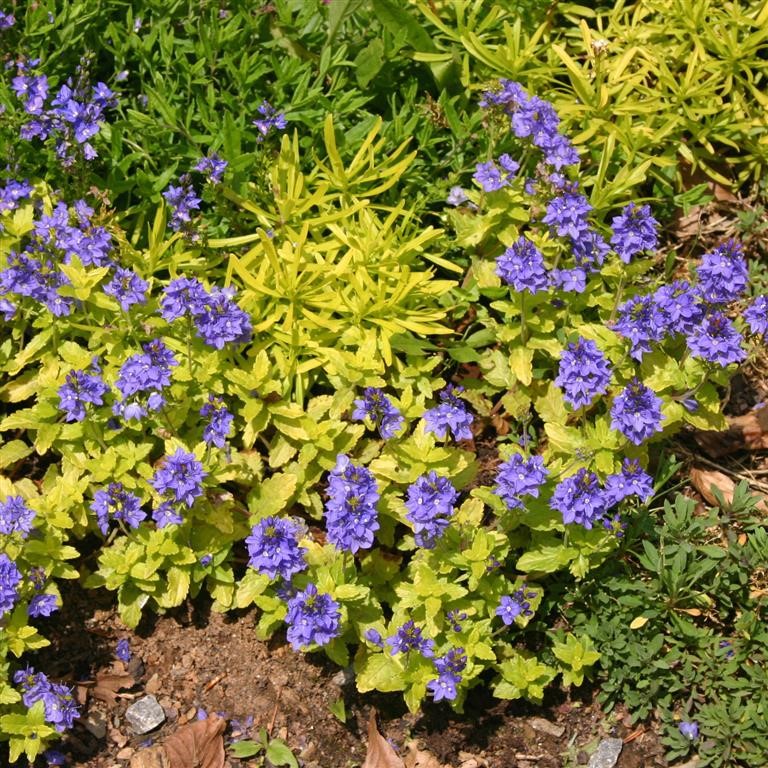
[[324, 455, 380, 553], [58, 361, 109, 422], [555, 338, 612, 410], [386, 620, 434, 657], [696, 240, 748, 304], [745, 295, 768, 336], [245, 516, 307, 580], [150, 449, 207, 526], [90, 483, 146, 535], [0, 496, 36, 538], [496, 236, 549, 294], [0, 179, 33, 214], [550, 468, 609, 529], [352, 388, 403, 439], [427, 647, 467, 702], [194, 153, 228, 184], [423, 385, 474, 442], [163, 174, 202, 235], [113, 339, 177, 422], [13, 667, 80, 732], [473, 154, 519, 192], [12, 58, 116, 164], [494, 453, 548, 510], [253, 100, 286, 139], [284, 584, 340, 651], [610, 379, 664, 446], [0, 553, 22, 617], [161, 277, 252, 349], [404, 471, 458, 548], [200, 395, 234, 448], [496, 585, 537, 625], [0, 198, 114, 318], [610, 203, 659, 263], [103, 267, 148, 311]]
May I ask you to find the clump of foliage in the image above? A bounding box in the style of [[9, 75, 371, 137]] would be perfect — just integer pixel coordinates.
[[563, 487, 768, 767]]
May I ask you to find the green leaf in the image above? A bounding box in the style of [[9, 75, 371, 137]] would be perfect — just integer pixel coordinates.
[[355, 652, 405, 693], [229, 740, 262, 758], [266, 739, 300, 768], [517, 540, 577, 573]]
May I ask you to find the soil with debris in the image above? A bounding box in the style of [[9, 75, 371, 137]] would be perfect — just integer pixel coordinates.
[[9, 580, 666, 768]]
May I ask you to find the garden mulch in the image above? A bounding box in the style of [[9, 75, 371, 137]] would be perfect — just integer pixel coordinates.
[[23, 580, 666, 768]]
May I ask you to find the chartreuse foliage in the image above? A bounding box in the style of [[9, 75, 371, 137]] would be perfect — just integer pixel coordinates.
[[415, 0, 768, 195]]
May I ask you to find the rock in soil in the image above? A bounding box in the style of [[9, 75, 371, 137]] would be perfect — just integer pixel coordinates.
[[587, 737, 623, 768], [125, 695, 166, 735]]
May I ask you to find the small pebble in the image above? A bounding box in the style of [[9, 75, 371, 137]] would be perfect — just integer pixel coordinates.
[[587, 738, 623, 768], [125, 695, 166, 735]]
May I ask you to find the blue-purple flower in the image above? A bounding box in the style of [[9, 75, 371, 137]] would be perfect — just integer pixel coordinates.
[[550, 469, 610, 529], [404, 471, 458, 548], [613, 294, 667, 361], [604, 459, 654, 505], [151, 449, 207, 508], [744, 295, 768, 336], [194, 153, 228, 184], [696, 240, 748, 304], [494, 453, 548, 510], [163, 174, 201, 234], [284, 584, 341, 651], [116, 639, 131, 662], [0, 496, 36, 538], [542, 188, 592, 240], [687, 311, 746, 366], [495, 585, 537, 625], [253, 101, 286, 139], [324, 455, 379, 553], [423, 385, 474, 442], [610, 203, 658, 263], [556, 338, 612, 410], [28, 593, 59, 618], [496, 236, 550, 294], [245, 516, 307, 581], [427, 647, 467, 702], [679, 721, 699, 741], [13, 667, 79, 732], [386, 620, 434, 657], [352, 388, 404, 439], [90, 483, 146, 535], [610, 379, 664, 445], [57, 365, 109, 422], [0, 553, 22, 617], [103, 267, 148, 311], [200, 395, 234, 448]]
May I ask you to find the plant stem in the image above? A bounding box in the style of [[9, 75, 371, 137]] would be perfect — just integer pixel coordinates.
[[520, 291, 529, 344]]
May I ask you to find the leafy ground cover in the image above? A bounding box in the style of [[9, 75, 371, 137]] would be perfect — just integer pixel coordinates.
[[1, 1, 768, 766]]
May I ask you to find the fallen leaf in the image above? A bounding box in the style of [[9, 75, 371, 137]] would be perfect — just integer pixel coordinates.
[[363, 711, 405, 768], [403, 740, 445, 768], [163, 712, 226, 768], [694, 409, 768, 457], [689, 466, 768, 511], [81, 662, 136, 705], [130, 746, 170, 768]]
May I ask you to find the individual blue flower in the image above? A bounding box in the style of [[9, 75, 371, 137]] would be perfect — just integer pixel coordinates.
[[494, 453, 548, 510], [364, 628, 384, 647], [610, 203, 658, 263], [604, 458, 654, 505], [496, 236, 550, 294], [571, 230, 610, 270], [0, 10, 15, 29], [551, 266, 587, 293], [0, 553, 22, 617], [696, 240, 748, 304], [404, 471, 458, 548], [90, 483, 146, 535], [253, 100, 286, 139], [200, 395, 234, 448], [386, 620, 434, 657], [495, 585, 537, 625], [152, 501, 184, 528], [550, 469, 609, 529], [14, 668, 79, 732], [473, 161, 504, 192], [446, 186, 468, 206], [687, 312, 745, 367], [0, 297, 16, 320], [555, 338, 612, 410], [423, 385, 474, 442], [542, 188, 592, 240], [103, 267, 148, 311], [284, 583, 341, 651], [28, 593, 59, 618], [352, 388, 404, 439], [479, 78, 529, 111], [610, 379, 664, 445], [194, 153, 228, 184], [58, 366, 109, 422], [613, 294, 667, 361], [245, 516, 307, 580], [151, 449, 207, 507], [0, 496, 36, 538], [679, 721, 699, 741], [116, 639, 131, 662], [744, 295, 768, 335], [446, 610, 467, 632], [324, 455, 380, 553]]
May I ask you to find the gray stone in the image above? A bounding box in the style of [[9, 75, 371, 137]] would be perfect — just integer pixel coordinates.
[[83, 709, 107, 739], [587, 738, 623, 768], [125, 695, 166, 735]]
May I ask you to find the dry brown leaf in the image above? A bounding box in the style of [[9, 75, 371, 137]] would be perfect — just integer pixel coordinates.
[[694, 409, 768, 457], [403, 740, 446, 768], [83, 662, 136, 705], [363, 711, 405, 768], [163, 712, 226, 768], [130, 746, 170, 768], [689, 466, 768, 511]]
